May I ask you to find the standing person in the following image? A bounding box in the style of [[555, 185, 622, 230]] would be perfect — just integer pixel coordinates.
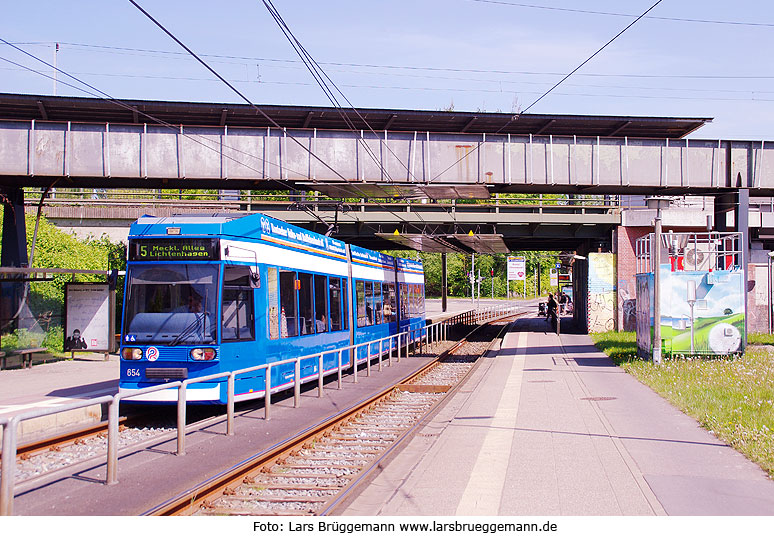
[[559, 291, 567, 315], [547, 293, 558, 330]]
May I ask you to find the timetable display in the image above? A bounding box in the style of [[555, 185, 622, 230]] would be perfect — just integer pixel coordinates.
[[129, 238, 219, 261]]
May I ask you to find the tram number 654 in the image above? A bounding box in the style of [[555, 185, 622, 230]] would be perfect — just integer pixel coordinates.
[[127, 368, 141, 377]]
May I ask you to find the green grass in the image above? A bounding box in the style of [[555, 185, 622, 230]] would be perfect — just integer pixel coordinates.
[[749, 332, 774, 346], [590, 331, 774, 478]]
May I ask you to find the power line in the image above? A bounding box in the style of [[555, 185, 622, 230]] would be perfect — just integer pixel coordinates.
[[426, 1, 666, 186], [11, 40, 774, 81], [3, 56, 367, 230], [522, 0, 665, 113], [127, 1, 459, 244], [13, 40, 774, 81], [0, 43, 385, 237], [5, 64, 773, 102], [261, 0, 393, 184], [261, 0, 457, 235], [0, 49, 317, 183], [469, 0, 774, 28], [261, 0, 444, 193]]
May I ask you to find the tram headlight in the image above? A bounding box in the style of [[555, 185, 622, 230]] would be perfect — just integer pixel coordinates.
[[121, 347, 143, 360], [190, 348, 216, 361]]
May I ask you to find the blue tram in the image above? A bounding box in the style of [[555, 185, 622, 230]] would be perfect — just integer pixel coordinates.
[[119, 213, 425, 403]]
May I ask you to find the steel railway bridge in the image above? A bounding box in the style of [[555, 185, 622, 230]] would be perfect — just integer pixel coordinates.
[[2, 93, 773, 332]]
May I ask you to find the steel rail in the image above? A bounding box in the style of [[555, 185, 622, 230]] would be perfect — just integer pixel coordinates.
[[144, 311, 524, 516], [319, 317, 518, 516], [9, 418, 126, 459]]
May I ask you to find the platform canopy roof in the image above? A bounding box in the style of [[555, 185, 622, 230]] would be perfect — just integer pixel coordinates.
[[0, 93, 710, 139]]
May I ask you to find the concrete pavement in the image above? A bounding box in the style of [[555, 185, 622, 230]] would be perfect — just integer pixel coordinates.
[[342, 315, 774, 516]]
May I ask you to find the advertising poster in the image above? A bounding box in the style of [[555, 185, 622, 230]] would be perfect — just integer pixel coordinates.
[[65, 283, 110, 352], [635, 274, 653, 358], [588, 253, 616, 333], [507, 256, 526, 281], [660, 268, 745, 355]]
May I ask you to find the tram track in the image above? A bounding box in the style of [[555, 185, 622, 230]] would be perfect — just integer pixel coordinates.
[[8, 405, 228, 487], [147, 313, 523, 516]]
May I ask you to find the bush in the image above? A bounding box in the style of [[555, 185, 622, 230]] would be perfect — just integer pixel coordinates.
[[1, 210, 121, 348], [0, 328, 46, 351]]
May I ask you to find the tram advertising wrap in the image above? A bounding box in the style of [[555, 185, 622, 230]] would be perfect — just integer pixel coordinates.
[[119, 213, 425, 403]]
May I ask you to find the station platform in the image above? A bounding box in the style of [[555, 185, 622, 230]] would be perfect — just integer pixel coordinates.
[[0, 354, 118, 440], [342, 316, 774, 516], [10, 352, 439, 515]]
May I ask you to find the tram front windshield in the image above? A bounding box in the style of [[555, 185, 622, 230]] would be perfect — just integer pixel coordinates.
[[123, 264, 219, 345]]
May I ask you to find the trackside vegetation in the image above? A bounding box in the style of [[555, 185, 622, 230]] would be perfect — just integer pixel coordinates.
[[0, 210, 125, 353], [591, 331, 774, 478]]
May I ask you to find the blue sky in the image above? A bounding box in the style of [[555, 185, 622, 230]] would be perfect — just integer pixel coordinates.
[[2, 1, 774, 139]]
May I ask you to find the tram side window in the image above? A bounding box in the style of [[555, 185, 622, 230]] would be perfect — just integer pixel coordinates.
[[374, 282, 383, 324], [356, 280, 366, 327], [267, 267, 279, 340], [419, 285, 425, 316], [329, 277, 343, 331], [314, 274, 328, 333], [365, 281, 374, 325], [299, 272, 314, 336], [400, 284, 408, 319], [384, 282, 396, 322], [222, 266, 255, 342], [342, 279, 349, 330], [279, 270, 298, 338], [410, 284, 418, 318]]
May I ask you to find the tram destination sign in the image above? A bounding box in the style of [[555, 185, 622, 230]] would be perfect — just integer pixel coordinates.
[[129, 238, 219, 261]]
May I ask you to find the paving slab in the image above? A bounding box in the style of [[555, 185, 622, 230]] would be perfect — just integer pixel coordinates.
[[342, 317, 774, 516]]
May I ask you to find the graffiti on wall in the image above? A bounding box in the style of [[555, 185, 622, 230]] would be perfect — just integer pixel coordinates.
[[618, 277, 637, 331], [588, 253, 616, 333]]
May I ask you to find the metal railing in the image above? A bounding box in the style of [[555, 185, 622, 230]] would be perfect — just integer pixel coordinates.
[[23, 189, 621, 212], [0, 302, 520, 515]]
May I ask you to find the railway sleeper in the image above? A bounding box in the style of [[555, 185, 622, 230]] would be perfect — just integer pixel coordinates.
[[226, 493, 335, 503], [300, 446, 386, 455], [339, 424, 412, 433], [242, 483, 342, 491], [327, 434, 399, 442], [279, 460, 368, 469], [203, 506, 315, 516], [288, 455, 375, 464], [262, 470, 355, 479]]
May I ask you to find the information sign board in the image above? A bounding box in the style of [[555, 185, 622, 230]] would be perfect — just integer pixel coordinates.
[[507, 256, 526, 281], [64, 283, 110, 352]]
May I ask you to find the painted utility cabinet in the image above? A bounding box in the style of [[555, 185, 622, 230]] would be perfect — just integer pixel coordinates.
[[635, 232, 745, 358]]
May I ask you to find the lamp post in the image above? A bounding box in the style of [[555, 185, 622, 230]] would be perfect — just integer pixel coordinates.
[[687, 280, 697, 353], [470, 253, 475, 304], [647, 197, 672, 365]]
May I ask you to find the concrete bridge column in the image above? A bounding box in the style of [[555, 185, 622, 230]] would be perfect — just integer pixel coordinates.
[[714, 186, 751, 334], [1, 186, 29, 331]]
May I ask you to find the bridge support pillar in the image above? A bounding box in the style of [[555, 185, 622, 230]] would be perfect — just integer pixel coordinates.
[[1, 186, 29, 332], [441, 253, 448, 312], [714, 184, 750, 341]]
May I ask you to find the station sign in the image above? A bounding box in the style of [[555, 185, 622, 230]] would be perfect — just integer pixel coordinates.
[[550, 268, 558, 287], [507, 256, 526, 281]]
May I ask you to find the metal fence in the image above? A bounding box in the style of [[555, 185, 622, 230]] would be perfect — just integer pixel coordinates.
[[0, 302, 520, 516]]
